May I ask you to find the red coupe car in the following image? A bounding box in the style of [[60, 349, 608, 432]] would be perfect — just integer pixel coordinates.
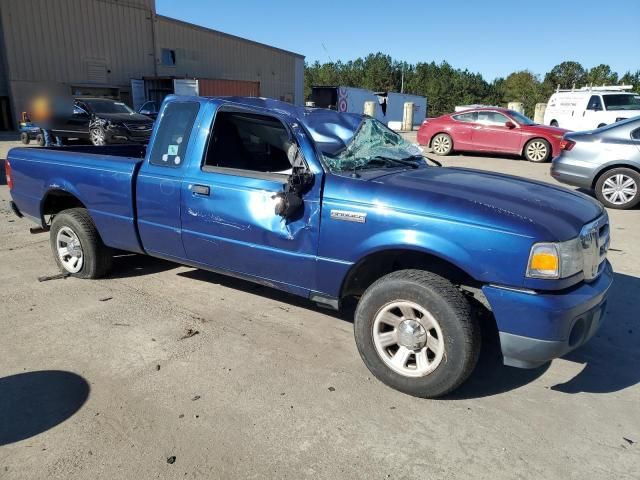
[[417, 107, 569, 162]]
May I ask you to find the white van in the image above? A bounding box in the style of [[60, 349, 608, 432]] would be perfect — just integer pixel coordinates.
[[543, 85, 640, 131]]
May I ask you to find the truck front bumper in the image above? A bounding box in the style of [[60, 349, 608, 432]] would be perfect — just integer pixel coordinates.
[[483, 261, 613, 368]]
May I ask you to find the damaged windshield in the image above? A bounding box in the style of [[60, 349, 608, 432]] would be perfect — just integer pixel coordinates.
[[323, 118, 425, 172]]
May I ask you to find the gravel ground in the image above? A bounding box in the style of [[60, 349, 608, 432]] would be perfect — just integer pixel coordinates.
[[0, 138, 639, 479]]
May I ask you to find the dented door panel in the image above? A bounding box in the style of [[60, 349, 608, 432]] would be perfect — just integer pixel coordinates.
[[180, 170, 321, 291]]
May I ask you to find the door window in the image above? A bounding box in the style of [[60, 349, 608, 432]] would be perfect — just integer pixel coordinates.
[[477, 111, 509, 126], [587, 95, 603, 111], [148, 101, 200, 168], [452, 111, 478, 122], [631, 127, 640, 140], [203, 111, 294, 176]]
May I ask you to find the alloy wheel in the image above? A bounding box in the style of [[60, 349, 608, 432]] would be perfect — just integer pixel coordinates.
[[602, 174, 638, 206], [56, 226, 84, 273], [526, 141, 548, 162], [372, 300, 445, 378]]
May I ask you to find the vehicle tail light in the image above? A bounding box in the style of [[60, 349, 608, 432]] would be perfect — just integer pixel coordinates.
[[560, 139, 576, 151], [4, 159, 12, 190]]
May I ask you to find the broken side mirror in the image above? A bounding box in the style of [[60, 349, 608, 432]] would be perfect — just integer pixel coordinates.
[[273, 143, 314, 219]]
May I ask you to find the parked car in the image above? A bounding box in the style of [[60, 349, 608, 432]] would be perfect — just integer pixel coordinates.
[[7, 96, 612, 398], [417, 107, 568, 162], [544, 85, 640, 130], [137, 100, 160, 120], [551, 117, 640, 209], [51, 98, 154, 146]]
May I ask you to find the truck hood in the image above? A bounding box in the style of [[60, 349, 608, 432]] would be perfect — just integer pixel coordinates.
[[368, 167, 603, 241]]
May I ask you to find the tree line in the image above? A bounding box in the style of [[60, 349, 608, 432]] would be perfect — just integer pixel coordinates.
[[304, 53, 640, 118]]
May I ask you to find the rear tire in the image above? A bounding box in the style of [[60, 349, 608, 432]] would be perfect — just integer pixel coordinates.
[[550, 120, 559, 127], [36, 133, 45, 146], [595, 168, 640, 209], [49, 208, 113, 278], [354, 269, 480, 398], [524, 138, 551, 162], [431, 133, 453, 156], [20, 132, 30, 145]]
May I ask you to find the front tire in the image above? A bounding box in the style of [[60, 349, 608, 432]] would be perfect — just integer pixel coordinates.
[[354, 270, 480, 398], [50, 208, 113, 278], [595, 168, 640, 209], [431, 133, 453, 156], [524, 138, 551, 162], [20, 132, 30, 145], [90, 126, 107, 146]]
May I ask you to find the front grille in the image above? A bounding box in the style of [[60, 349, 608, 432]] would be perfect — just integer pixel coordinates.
[[124, 122, 153, 132], [580, 215, 609, 281]]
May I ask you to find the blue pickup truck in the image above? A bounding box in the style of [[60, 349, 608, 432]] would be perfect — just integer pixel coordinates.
[[7, 96, 613, 397]]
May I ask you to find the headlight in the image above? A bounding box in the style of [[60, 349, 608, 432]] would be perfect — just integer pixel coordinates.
[[526, 238, 583, 279]]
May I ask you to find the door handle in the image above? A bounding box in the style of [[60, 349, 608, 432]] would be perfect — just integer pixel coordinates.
[[192, 184, 210, 196]]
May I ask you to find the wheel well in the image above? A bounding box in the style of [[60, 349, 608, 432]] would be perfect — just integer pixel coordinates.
[[592, 164, 640, 189], [429, 132, 451, 147], [340, 249, 478, 300], [521, 137, 550, 156], [42, 190, 86, 218]]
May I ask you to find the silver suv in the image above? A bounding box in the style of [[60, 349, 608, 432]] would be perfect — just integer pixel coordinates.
[[551, 117, 640, 209]]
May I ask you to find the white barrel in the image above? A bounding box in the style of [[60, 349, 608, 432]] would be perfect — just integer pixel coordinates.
[[364, 101, 376, 117], [402, 102, 414, 131], [508, 102, 524, 114], [534, 103, 547, 124]]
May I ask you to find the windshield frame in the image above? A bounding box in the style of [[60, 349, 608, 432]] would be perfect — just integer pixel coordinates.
[[507, 110, 536, 126]]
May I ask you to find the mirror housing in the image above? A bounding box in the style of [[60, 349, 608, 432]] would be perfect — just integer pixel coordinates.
[[505, 121, 516, 129]]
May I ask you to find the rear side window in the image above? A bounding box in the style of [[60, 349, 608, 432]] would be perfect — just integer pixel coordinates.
[[452, 112, 478, 123], [632, 128, 640, 140], [203, 111, 293, 175], [149, 102, 200, 168]]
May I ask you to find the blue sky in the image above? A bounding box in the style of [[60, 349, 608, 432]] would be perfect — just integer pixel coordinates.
[[156, 0, 640, 81]]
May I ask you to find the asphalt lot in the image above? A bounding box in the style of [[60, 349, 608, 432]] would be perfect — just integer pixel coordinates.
[[0, 137, 639, 479]]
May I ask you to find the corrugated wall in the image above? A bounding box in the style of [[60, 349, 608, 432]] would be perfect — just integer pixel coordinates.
[[0, 0, 156, 85], [155, 16, 301, 102], [198, 79, 260, 97]]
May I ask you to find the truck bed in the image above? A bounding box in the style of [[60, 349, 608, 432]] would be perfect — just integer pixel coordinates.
[[8, 145, 146, 253]]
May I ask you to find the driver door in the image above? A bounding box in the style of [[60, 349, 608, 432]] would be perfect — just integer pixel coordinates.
[[180, 107, 322, 294], [581, 95, 603, 130], [471, 111, 522, 153]]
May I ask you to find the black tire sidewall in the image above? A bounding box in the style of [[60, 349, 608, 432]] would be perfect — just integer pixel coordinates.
[[524, 138, 551, 162], [595, 168, 640, 209], [49, 209, 107, 278], [354, 273, 478, 398], [20, 132, 30, 144]]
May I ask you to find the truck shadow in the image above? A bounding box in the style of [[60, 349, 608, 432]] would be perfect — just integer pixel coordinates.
[[0, 370, 90, 446], [549, 272, 640, 394]]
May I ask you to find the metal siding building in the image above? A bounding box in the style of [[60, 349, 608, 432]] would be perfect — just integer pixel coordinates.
[[0, 0, 304, 129]]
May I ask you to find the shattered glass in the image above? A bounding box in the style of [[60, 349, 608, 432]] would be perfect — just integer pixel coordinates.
[[322, 118, 425, 172]]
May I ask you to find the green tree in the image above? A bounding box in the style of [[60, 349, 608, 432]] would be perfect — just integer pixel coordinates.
[[500, 70, 543, 117], [620, 70, 640, 89], [585, 64, 618, 86], [543, 61, 587, 93]]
